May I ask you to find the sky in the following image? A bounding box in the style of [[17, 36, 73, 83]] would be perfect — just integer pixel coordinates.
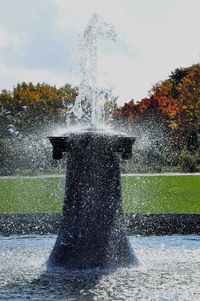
[[0, 0, 200, 105]]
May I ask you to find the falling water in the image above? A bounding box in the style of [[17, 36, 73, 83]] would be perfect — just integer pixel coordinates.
[[70, 13, 116, 127]]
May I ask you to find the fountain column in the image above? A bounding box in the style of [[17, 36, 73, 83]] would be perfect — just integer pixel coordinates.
[[48, 130, 137, 269]]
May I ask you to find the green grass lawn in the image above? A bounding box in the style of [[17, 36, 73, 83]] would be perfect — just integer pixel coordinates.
[[0, 175, 200, 214], [122, 175, 200, 213]]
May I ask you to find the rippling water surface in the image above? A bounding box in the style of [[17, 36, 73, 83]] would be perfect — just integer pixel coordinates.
[[0, 235, 200, 301]]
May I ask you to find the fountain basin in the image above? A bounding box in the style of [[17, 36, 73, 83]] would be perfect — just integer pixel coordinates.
[[1, 234, 200, 300]]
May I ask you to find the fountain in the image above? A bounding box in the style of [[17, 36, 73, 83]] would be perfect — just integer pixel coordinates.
[[1, 13, 200, 301], [48, 129, 137, 269], [47, 14, 137, 269]]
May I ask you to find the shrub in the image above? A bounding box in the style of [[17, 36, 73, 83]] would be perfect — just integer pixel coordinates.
[[179, 149, 199, 172]]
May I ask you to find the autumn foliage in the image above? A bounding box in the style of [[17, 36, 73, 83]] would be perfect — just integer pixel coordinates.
[[114, 63, 200, 133], [113, 63, 200, 171], [113, 89, 178, 125]]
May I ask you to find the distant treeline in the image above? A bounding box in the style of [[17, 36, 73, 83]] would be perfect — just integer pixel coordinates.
[[0, 64, 200, 175], [114, 63, 200, 173]]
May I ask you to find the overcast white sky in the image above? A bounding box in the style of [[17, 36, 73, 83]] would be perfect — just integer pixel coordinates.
[[0, 0, 199, 104]]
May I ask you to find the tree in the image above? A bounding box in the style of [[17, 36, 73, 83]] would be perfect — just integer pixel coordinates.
[[113, 90, 179, 169], [152, 64, 200, 135], [0, 82, 77, 136], [113, 89, 178, 129], [169, 67, 189, 98], [175, 64, 200, 134], [0, 82, 77, 175], [155, 65, 200, 169]]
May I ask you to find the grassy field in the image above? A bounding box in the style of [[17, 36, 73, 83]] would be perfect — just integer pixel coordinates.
[[0, 175, 200, 214]]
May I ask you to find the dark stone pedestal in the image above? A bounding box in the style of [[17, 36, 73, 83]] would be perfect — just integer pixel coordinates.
[[48, 130, 137, 269]]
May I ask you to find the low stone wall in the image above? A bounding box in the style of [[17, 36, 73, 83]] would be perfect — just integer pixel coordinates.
[[0, 213, 61, 236], [0, 213, 200, 236], [126, 214, 200, 235]]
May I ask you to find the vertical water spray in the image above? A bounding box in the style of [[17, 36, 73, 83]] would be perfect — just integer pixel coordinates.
[[71, 13, 116, 127]]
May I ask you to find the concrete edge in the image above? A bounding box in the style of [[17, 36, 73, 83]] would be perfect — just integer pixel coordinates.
[[0, 213, 200, 237]]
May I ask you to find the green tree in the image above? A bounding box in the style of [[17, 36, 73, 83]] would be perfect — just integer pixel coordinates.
[[0, 82, 77, 175], [0, 82, 77, 136]]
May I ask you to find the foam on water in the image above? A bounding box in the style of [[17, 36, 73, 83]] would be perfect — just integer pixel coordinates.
[[1, 235, 200, 300]]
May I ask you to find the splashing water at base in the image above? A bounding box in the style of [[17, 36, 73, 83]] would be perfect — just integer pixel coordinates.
[[70, 13, 116, 128], [1, 235, 200, 300]]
